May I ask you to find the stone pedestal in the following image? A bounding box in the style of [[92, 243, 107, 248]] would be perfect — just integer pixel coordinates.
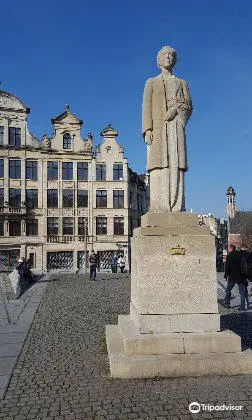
[[106, 212, 252, 378]]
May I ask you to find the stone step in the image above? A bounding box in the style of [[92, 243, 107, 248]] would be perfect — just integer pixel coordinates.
[[105, 323, 252, 379], [117, 315, 241, 355]]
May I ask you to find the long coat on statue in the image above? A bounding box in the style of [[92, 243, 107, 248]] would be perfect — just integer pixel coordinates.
[[142, 74, 192, 173]]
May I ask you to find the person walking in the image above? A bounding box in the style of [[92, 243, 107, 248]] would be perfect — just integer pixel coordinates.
[[16, 257, 29, 286], [110, 253, 118, 273], [16, 258, 26, 277], [25, 259, 34, 284], [224, 244, 247, 311], [239, 244, 252, 309], [89, 250, 98, 280], [117, 254, 126, 273]]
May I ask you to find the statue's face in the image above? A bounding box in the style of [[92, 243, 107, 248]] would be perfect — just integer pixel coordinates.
[[157, 48, 176, 70], [163, 51, 176, 69]]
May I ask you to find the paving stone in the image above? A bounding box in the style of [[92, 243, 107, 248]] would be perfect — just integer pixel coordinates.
[[0, 357, 16, 375], [0, 334, 26, 345]]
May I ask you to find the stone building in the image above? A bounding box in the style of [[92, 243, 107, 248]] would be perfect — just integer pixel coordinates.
[[226, 186, 252, 249], [198, 213, 228, 270], [0, 90, 148, 273]]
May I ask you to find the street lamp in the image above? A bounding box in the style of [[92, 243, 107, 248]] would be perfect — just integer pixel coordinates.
[[84, 218, 88, 274]]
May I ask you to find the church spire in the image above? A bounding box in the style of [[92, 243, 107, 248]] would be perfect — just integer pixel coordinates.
[[226, 186, 236, 219]]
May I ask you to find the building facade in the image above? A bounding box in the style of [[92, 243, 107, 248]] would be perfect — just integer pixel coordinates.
[[226, 186, 252, 250], [198, 213, 228, 270], [0, 90, 148, 273]]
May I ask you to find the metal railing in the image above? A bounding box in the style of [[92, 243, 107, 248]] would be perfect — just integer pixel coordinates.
[[0, 206, 26, 214], [46, 235, 93, 243]]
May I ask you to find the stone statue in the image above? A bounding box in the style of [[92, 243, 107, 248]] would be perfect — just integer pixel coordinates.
[[142, 46, 192, 212], [41, 134, 51, 150], [84, 132, 93, 152]]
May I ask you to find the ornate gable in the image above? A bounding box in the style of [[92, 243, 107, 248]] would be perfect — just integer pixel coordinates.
[[51, 105, 83, 126], [0, 90, 30, 113]]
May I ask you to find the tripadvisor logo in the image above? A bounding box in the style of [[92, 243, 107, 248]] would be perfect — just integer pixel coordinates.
[[189, 402, 243, 413], [189, 402, 201, 413]]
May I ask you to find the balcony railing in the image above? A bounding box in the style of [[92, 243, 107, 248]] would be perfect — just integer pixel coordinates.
[[46, 235, 93, 243], [0, 206, 26, 215]]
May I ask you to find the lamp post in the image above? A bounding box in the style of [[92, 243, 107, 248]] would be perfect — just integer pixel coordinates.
[[84, 218, 88, 274]]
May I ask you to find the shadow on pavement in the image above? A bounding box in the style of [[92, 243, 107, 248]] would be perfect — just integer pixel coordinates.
[[221, 312, 252, 350]]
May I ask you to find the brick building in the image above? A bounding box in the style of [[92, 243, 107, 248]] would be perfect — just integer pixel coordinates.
[[226, 186, 252, 249]]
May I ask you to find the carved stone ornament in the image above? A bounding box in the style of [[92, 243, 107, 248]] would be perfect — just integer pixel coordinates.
[[170, 244, 186, 255], [84, 132, 93, 151], [41, 134, 51, 150]]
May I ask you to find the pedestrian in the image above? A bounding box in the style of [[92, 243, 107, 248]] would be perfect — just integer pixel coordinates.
[[25, 259, 34, 283], [224, 244, 247, 311], [239, 244, 252, 309], [89, 250, 98, 280], [16, 257, 29, 282], [110, 253, 118, 273], [117, 254, 126, 273]]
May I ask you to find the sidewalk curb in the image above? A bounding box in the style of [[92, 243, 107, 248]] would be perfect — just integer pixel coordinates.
[[0, 280, 48, 399]]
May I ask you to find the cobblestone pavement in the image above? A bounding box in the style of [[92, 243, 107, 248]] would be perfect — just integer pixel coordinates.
[[0, 274, 252, 420]]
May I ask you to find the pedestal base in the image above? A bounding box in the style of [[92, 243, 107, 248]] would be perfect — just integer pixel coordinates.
[[130, 302, 220, 333], [106, 315, 252, 378], [105, 212, 252, 378]]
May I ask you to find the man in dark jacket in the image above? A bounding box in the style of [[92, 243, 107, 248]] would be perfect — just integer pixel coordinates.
[[224, 244, 247, 310], [89, 250, 98, 280], [239, 244, 251, 308]]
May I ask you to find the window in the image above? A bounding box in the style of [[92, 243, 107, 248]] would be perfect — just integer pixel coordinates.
[[47, 217, 58, 235], [78, 217, 88, 236], [62, 189, 73, 208], [9, 160, 21, 179], [0, 159, 4, 178], [47, 161, 58, 180], [8, 127, 21, 147], [0, 127, 4, 145], [96, 217, 107, 235], [0, 189, 4, 207], [96, 190, 107, 208], [47, 189, 58, 208], [62, 162, 73, 180], [26, 219, 38, 236], [26, 160, 37, 180], [77, 190, 88, 207], [63, 133, 72, 149], [26, 189, 38, 208], [9, 189, 21, 207], [62, 217, 73, 235], [114, 217, 124, 235], [113, 163, 123, 180], [137, 194, 143, 212], [113, 190, 124, 208], [9, 220, 21, 236], [96, 164, 106, 181], [0, 218, 4, 236], [77, 162, 88, 180]]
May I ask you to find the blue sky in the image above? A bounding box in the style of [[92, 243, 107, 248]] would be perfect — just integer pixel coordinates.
[[1, 0, 252, 218]]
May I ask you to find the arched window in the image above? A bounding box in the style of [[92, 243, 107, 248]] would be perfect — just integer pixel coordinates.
[[63, 133, 72, 149]]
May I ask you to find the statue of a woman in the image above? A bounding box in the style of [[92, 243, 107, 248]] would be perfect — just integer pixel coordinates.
[[142, 46, 192, 212]]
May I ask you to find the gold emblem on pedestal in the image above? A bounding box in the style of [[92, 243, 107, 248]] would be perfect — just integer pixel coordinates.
[[170, 244, 186, 255]]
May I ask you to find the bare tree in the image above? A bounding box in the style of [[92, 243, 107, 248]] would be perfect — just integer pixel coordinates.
[[240, 213, 252, 251]]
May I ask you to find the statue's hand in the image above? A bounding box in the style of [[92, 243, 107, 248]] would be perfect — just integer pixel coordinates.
[[144, 129, 153, 146], [164, 108, 178, 122]]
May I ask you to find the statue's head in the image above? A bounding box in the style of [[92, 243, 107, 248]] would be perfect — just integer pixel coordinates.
[[157, 46, 177, 70]]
